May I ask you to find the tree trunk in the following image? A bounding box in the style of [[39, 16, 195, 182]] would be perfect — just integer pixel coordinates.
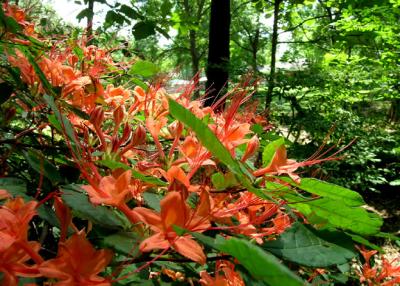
[[251, 15, 261, 74], [204, 0, 231, 108], [189, 29, 200, 96], [87, 0, 94, 45], [389, 98, 400, 122], [265, 0, 281, 110]]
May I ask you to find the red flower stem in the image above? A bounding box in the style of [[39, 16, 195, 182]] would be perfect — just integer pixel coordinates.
[[111, 247, 170, 282], [118, 203, 140, 224]]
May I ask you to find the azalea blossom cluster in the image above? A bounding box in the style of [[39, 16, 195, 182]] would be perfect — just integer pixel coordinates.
[[1, 2, 398, 286], [1, 3, 298, 285]]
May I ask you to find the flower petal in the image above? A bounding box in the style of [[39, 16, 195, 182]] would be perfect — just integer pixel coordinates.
[[172, 236, 206, 264], [140, 233, 169, 252]]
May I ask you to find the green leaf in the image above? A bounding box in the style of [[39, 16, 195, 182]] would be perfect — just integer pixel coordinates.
[[128, 60, 159, 78], [73, 46, 84, 61], [132, 21, 156, 40], [263, 222, 356, 267], [23, 150, 63, 184], [105, 10, 126, 26], [119, 4, 139, 19], [211, 172, 238, 190], [76, 8, 93, 22], [262, 138, 285, 167], [97, 159, 130, 170], [44, 94, 81, 157], [389, 179, 400, 186], [142, 192, 162, 212], [282, 178, 365, 207], [283, 192, 383, 235], [347, 233, 382, 252], [191, 232, 217, 249], [61, 185, 127, 229], [161, 0, 173, 17], [215, 236, 306, 286], [0, 7, 21, 33], [102, 232, 141, 256], [96, 159, 167, 186], [0, 177, 26, 196]]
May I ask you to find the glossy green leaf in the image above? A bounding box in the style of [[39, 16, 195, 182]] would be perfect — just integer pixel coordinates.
[[44, 94, 81, 157], [129, 60, 159, 78], [132, 21, 156, 40], [211, 172, 238, 190], [262, 138, 285, 167], [102, 232, 141, 256], [215, 236, 307, 286], [263, 222, 356, 267], [23, 150, 63, 184], [282, 178, 364, 207], [283, 192, 383, 235], [119, 4, 139, 19], [142, 192, 162, 212], [0, 177, 27, 196], [105, 10, 126, 26], [61, 185, 127, 229]]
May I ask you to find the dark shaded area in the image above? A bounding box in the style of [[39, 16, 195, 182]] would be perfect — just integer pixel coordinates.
[[204, 0, 230, 108]]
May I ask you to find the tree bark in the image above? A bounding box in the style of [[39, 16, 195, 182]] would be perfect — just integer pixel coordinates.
[[265, 0, 281, 110], [87, 0, 94, 45], [389, 98, 400, 122], [204, 0, 231, 108]]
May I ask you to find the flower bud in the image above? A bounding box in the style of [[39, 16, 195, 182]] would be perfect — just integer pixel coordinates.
[[241, 135, 260, 162], [120, 122, 132, 144], [113, 105, 125, 128], [89, 106, 104, 127], [131, 125, 146, 146]]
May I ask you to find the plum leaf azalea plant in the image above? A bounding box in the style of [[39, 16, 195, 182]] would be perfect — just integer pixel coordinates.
[[0, 3, 399, 286]]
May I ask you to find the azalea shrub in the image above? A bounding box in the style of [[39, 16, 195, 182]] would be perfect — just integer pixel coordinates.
[[1, 3, 400, 286]]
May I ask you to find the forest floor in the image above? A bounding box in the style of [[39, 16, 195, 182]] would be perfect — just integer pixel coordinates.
[[364, 190, 400, 264]]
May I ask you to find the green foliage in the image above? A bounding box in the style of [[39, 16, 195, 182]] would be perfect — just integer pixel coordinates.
[[263, 222, 356, 267], [215, 236, 307, 286], [61, 185, 129, 229]]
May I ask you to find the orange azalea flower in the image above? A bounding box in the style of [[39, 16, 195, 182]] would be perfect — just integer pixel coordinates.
[[0, 241, 41, 286], [0, 197, 38, 252], [39, 231, 113, 286], [82, 170, 132, 207], [81, 170, 141, 224], [253, 145, 300, 183], [104, 84, 131, 107], [199, 260, 244, 286], [134, 191, 211, 264], [180, 136, 214, 169], [210, 120, 251, 156]]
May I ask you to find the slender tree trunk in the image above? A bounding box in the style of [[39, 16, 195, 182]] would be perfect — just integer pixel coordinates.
[[389, 98, 400, 122], [204, 0, 231, 108], [265, 0, 281, 110], [87, 0, 94, 45], [189, 29, 200, 95], [251, 15, 261, 74]]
